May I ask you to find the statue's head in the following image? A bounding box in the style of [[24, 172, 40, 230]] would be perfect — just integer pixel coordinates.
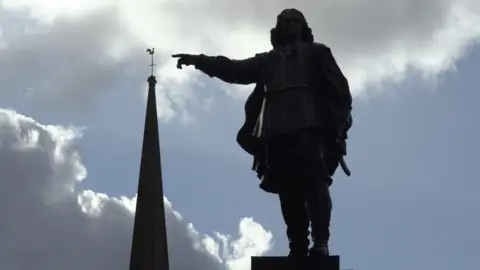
[[270, 8, 314, 48]]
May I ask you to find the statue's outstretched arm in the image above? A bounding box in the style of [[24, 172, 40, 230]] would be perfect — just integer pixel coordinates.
[[173, 53, 268, 85]]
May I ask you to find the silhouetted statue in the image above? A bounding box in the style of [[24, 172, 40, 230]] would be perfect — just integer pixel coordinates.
[[173, 8, 352, 258]]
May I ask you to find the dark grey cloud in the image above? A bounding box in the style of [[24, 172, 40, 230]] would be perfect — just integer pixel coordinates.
[[1, 0, 480, 121], [0, 7, 144, 109]]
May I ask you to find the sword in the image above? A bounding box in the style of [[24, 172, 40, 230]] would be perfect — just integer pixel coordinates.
[[339, 156, 351, 177]]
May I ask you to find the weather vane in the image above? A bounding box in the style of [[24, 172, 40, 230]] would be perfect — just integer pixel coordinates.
[[146, 48, 156, 76]]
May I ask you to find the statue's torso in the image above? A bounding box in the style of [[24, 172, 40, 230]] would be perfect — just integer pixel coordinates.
[[254, 43, 326, 138]]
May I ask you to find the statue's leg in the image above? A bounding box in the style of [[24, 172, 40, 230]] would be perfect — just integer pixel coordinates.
[[291, 127, 332, 257], [278, 190, 310, 257], [305, 175, 332, 257], [264, 132, 310, 256]]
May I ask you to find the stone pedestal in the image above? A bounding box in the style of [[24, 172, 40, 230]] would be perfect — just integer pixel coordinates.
[[251, 256, 340, 270]]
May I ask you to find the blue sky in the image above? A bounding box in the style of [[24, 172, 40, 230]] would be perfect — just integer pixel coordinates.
[[1, 1, 480, 270]]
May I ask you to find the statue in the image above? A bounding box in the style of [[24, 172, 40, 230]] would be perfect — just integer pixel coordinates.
[[172, 8, 353, 258]]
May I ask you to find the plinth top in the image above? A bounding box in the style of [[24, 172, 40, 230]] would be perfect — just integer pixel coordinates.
[[251, 256, 340, 270]]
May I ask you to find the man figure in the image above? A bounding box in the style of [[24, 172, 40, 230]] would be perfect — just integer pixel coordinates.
[[172, 8, 352, 257]]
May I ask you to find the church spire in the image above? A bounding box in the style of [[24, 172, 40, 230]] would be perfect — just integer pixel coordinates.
[[129, 48, 170, 270]]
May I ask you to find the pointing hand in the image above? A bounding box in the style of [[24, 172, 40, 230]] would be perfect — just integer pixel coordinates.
[[171, 54, 199, 69]]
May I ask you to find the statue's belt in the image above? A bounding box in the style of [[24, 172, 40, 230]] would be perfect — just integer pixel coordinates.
[[264, 85, 314, 93]]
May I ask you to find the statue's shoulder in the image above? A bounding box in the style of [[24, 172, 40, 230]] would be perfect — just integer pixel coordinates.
[[254, 51, 271, 58], [311, 42, 331, 52]]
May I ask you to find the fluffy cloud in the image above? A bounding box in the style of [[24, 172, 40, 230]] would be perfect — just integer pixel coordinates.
[[1, 0, 480, 119], [0, 108, 272, 270]]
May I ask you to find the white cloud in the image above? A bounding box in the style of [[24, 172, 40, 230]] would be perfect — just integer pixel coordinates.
[[0, 108, 272, 270], [0, 0, 479, 120]]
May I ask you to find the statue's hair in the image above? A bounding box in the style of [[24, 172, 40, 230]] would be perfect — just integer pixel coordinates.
[[270, 20, 314, 49]]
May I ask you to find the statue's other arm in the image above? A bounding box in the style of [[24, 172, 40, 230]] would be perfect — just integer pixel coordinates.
[[315, 44, 353, 176], [316, 44, 352, 120], [194, 53, 268, 85]]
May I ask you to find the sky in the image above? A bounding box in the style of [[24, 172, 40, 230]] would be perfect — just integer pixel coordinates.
[[0, 0, 479, 270]]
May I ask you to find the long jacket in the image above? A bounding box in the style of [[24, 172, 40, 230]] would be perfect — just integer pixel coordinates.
[[194, 43, 353, 191]]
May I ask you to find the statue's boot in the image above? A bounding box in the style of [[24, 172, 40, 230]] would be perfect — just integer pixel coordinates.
[[287, 237, 309, 257], [305, 179, 332, 258], [309, 240, 329, 257], [279, 192, 310, 257]]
